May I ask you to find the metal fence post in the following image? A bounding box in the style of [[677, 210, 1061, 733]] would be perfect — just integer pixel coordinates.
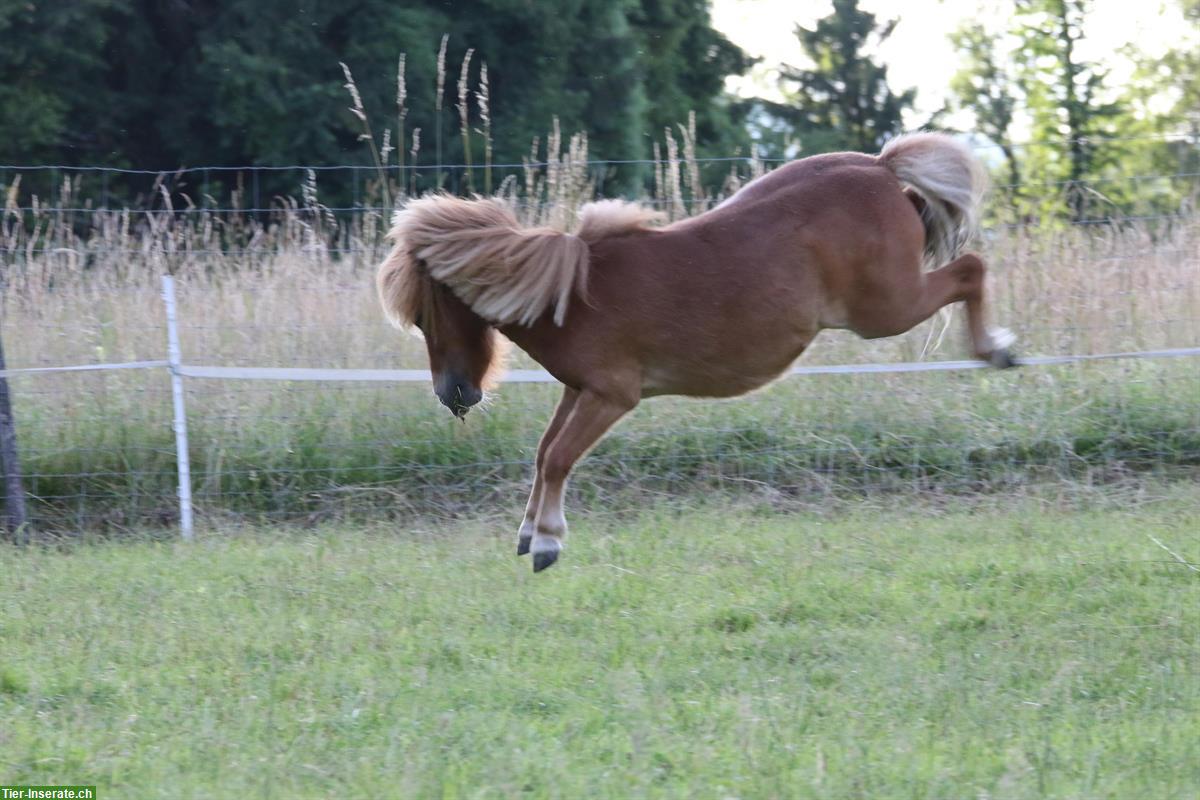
[[0, 333, 29, 543], [161, 275, 195, 540]]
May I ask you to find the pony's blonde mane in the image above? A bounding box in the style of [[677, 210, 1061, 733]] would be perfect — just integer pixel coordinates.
[[377, 195, 659, 329], [576, 199, 664, 243]]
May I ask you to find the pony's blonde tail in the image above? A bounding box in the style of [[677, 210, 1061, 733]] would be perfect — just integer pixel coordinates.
[[384, 195, 589, 326], [879, 133, 987, 268]]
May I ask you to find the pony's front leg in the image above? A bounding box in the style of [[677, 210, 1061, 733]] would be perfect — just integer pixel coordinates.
[[528, 389, 634, 572], [517, 386, 578, 556]]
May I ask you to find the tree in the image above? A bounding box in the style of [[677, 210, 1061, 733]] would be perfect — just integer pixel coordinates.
[[948, 24, 1022, 198], [447, 0, 651, 192], [629, 0, 753, 157], [770, 0, 915, 154], [1014, 0, 1123, 219], [0, 0, 752, 200], [1171, 0, 1200, 135], [1129, 0, 1200, 176], [946, 0, 1191, 223], [0, 0, 123, 165]]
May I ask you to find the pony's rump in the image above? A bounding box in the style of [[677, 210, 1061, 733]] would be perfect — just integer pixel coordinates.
[[878, 133, 986, 268], [377, 196, 660, 329]]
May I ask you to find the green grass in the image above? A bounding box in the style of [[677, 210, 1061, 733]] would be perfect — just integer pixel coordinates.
[[13, 358, 1200, 529], [2, 488, 1198, 798]]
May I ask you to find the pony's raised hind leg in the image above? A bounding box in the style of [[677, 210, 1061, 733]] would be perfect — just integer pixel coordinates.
[[528, 389, 633, 572], [873, 253, 1017, 367], [947, 254, 1018, 368], [517, 386, 578, 556]]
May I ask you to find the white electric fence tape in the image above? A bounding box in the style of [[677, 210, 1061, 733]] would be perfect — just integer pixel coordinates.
[[4, 348, 1198, 381]]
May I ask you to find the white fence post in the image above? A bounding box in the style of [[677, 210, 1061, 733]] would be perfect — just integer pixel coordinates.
[[161, 275, 195, 540]]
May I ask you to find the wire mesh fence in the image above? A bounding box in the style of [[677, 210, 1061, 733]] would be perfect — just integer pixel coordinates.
[[3, 155, 1200, 536]]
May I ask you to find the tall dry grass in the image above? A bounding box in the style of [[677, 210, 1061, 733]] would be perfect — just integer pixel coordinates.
[[5, 169, 1197, 372]]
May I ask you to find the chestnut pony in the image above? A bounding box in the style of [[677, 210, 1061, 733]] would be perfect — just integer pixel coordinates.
[[378, 133, 1015, 572]]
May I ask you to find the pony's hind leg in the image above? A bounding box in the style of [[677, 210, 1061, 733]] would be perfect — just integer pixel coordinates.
[[861, 253, 1016, 367], [528, 389, 633, 572], [517, 387, 578, 556], [949, 254, 1017, 367]]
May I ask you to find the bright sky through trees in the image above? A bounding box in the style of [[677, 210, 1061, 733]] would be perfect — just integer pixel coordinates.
[[712, 0, 1191, 125]]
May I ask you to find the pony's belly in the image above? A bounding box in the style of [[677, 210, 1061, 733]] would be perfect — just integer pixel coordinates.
[[640, 363, 791, 399], [638, 328, 815, 398]]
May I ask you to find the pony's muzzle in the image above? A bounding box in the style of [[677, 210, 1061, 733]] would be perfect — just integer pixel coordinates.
[[436, 378, 483, 419]]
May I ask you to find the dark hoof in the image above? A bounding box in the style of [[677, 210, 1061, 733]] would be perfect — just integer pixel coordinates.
[[532, 549, 560, 573], [990, 349, 1019, 369], [516, 537, 531, 556]]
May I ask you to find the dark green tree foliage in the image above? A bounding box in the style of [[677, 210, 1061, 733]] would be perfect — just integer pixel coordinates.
[[772, 0, 915, 153], [448, 0, 650, 191], [1, 0, 452, 199], [630, 0, 753, 156], [0, 0, 121, 164], [0, 0, 749, 198]]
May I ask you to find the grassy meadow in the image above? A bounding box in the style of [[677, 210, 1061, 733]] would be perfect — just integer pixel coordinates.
[[1, 489, 1198, 798], [2, 46, 1198, 800]]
